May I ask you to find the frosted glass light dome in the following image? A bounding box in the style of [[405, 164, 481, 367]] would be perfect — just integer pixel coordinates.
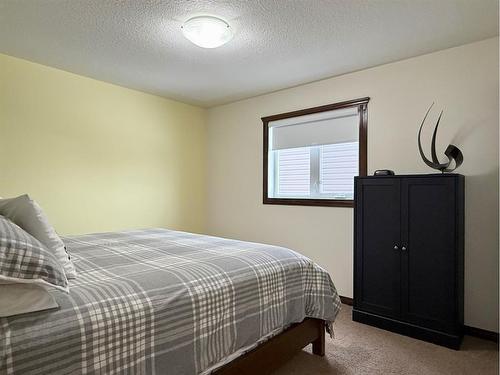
[[182, 16, 233, 49]]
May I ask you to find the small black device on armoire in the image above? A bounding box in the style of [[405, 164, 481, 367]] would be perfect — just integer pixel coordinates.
[[353, 174, 464, 349]]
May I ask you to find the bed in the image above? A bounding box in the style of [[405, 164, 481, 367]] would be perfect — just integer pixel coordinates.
[[0, 228, 341, 374]]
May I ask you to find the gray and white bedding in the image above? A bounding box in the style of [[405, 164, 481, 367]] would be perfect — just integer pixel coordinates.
[[0, 228, 341, 375]]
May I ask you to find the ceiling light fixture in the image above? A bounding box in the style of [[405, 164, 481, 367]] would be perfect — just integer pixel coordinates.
[[181, 16, 233, 49]]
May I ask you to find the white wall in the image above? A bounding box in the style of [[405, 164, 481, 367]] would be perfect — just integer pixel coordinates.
[[206, 38, 499, 332]]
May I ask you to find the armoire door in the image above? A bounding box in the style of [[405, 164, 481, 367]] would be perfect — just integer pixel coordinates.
[[400, 176, 457, 333], [354, 178, 401, 318]]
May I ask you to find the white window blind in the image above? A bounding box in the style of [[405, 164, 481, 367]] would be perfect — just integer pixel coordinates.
[[320, 142, 358, 199], [276, 147, 310, 196], [270, 107, 359, 150]]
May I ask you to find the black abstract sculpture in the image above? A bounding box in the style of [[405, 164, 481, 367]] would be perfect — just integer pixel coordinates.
[[418, 103, 463, 173]]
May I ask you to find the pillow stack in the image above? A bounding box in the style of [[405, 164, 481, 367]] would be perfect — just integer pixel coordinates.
[[0, 194, 76, 317], [0, 194, 76, 279]]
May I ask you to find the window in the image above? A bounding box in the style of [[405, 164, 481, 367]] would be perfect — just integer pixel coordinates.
[[263, 98, 368, 207]]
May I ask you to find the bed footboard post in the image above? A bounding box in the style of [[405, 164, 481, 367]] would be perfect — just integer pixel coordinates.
[[312, 320, 325, 356]]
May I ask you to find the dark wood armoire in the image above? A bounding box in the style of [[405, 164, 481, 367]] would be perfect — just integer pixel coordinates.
[[353, 174, 464, 349]]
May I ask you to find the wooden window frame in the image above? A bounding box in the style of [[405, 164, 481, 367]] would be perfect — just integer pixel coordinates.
[[262, 97, 369, 208]]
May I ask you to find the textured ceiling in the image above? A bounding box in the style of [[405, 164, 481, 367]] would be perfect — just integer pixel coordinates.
[[0, 1, 498, 107]]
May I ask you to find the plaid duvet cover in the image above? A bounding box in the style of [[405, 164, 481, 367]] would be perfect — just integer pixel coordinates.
[[0, 228, 341, 375]]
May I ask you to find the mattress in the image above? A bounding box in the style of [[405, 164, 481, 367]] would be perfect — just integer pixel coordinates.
[[0, 228, 341, 374]]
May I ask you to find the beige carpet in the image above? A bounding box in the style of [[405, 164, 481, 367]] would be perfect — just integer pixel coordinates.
[[273, 305, 499, 375]]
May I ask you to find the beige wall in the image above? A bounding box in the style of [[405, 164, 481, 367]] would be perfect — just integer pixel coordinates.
[[0, 53, 206, 235], [206, 38, 499, 332]]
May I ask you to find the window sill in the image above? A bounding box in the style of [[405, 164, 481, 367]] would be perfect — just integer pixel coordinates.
[[263, 197, 354, 207]]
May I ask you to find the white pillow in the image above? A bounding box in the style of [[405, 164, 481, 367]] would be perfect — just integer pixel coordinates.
[[0, 283, 59, 317], [0, 194, 77, 279]]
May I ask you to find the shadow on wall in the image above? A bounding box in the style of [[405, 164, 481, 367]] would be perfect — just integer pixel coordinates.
[[464, 167, 499, 329], [451, 117, 479, 147]]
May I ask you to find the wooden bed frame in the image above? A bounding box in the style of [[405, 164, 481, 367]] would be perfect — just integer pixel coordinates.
[[214, 318, 325, 375]]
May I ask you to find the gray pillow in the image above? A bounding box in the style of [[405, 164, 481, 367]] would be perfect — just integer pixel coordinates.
[[0, 195, 77, 279], [0, 215, 68, 292]]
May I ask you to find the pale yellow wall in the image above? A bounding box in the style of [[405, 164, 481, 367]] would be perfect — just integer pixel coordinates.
[[0, 53, 206, 234], [206, 38, 499, 332]]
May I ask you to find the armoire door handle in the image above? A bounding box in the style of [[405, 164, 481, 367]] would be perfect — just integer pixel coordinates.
[[393, 245, 399, 250], [401, 246, 407, 251]]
